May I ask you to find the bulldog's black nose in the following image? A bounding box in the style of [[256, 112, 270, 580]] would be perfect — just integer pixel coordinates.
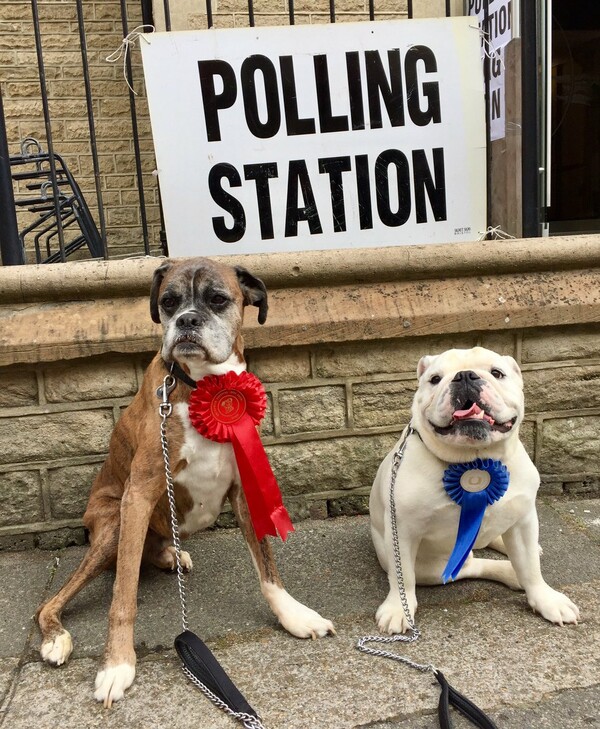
[[452, 370, 482, 383], [176, 311, 203, 328]]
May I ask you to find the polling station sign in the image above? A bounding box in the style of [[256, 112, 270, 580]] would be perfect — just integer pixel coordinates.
[[140, 17, 486, 256]]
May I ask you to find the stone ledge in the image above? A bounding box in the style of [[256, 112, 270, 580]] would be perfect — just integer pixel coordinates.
[[2, 235, 600, 302], [2, 265, 599, 366]]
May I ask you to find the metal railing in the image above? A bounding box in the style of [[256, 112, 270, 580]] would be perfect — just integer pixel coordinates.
[[0, 0, 524, 266]]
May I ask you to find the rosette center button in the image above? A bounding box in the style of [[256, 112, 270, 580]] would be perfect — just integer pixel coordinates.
[[210, 389, 247, 424]]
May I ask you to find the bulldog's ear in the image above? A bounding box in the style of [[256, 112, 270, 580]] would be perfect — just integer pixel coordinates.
[[235, 266, 268, 324], [417, 355, 434, 379], [150, 261, 172, 323], [504, 355, 522, 379]]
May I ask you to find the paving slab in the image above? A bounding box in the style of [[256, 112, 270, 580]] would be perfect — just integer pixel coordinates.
[[369, 685, 600, 728], [5, 581, 599, 729], [550, 498, 600, 544], [25, 504, 600, 663], [5, 505, 600, 728], [0, 549, 56, 658]]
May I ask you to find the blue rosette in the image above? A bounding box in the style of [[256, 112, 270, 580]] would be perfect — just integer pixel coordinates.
[[441, 458, 509, 583]]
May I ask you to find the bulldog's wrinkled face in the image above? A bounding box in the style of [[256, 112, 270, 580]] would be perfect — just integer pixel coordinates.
[[150, 258, 267, 366], [413, 347, 524, 450]]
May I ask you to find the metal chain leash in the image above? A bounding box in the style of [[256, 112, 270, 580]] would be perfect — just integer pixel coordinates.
[[159, 374, 189, 632], [357, 424, 438, 676], [158, 374, 268, 729], [181, 666, 266, 729]]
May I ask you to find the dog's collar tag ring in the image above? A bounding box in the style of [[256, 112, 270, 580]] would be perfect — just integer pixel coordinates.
[[442, 458, 509, 583], [188, 371, 294, 542]]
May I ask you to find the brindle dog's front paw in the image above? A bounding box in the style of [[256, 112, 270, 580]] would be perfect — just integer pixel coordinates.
[[40, 629, 73, 666], [280, 603, 336, 640], [262, 583, 335, 639], [94, 662, 136, 708]]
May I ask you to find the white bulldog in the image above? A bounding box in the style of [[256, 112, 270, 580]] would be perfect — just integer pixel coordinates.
[[370, 346, 580, 634]]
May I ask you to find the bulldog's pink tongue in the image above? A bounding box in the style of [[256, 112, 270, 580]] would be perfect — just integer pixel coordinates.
[[452, 403, 495, 425]]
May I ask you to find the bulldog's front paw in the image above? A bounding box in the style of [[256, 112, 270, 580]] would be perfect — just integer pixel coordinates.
[[528, 586, 580, 626], [376, 593, 417, 635], [262, 583, 335, 639], [94, 662, 136, 708]]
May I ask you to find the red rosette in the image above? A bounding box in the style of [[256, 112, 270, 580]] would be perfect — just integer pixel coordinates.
[[188, 370, 267, 443], [186, 370, 293, 542]]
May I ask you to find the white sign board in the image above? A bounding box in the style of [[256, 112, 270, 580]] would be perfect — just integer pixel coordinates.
[[468, 0, 513, 141], [141, 18, 486, 256]]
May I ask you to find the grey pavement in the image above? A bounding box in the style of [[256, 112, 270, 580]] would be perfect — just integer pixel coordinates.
[[0, 498, 599, 728]]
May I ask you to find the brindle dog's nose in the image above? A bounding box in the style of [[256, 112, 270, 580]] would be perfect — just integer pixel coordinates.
[[176, 311, 202, 328], [452, 370, 482, 383]]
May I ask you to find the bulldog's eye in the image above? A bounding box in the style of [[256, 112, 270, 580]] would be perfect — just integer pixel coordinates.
[[429, 375, 442, 385], [210, 294, 229, 306], [491, 368, 505, 379]]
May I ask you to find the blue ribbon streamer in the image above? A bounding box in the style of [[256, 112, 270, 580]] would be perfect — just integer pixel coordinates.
[[441, 458, 509, 583]]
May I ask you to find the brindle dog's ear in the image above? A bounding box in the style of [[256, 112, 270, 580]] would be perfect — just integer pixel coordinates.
[[235, 266, 268, 324], [150, 261, 172, 323]]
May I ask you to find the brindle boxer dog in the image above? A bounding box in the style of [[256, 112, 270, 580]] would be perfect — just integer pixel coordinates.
[[37, 258, 335, 707]]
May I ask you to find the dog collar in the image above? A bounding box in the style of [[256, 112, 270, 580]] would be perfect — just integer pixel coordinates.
[[441, 458, 509, 583], [164, 360, 197, 389]]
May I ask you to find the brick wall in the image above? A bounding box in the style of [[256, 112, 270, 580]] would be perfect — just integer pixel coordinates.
[[2, 323, 598, 549]]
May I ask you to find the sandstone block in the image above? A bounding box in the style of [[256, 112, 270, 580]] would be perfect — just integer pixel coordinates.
[[563, 477, 600, 496], [538, 479, 564, 497], [0, 532, 36, 551], [0, 367, 38, 407], [314, 333, 478, 378], [352, 380, 414, 428], [0, 410, 114, 465], [539, 417, 600, 475], [35, 527, 87, 550], [279, 386, 346, 434], [43, 356, 138, 403], [248, 347, 311, 383], [519, 419, 535, 461], [478, 332, 517, 356], [262, 393, 275, 437], [47, 463, 102, 519], [266, 432, 399, 496], [106, 206, 140, 226], [328, 494, 369, 517], [523, 365, 600, 414], [0, 5, 31, 21], [522, 325, 600, 363], [0, 471, 43, 527]]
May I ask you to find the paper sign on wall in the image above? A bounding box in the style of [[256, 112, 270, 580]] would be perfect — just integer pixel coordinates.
[[141, 17, 486, 256], [468, 0, 513, 141]]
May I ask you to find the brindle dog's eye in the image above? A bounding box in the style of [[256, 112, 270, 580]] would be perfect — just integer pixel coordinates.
[[491, 368, 505, 379], [161, 297, 176, 309], [210, 294, 228, 306], [430, 375, 442, 385]]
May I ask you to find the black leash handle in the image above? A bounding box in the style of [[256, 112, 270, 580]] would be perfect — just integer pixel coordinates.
[[435, 670, 498, 729], [175, 630, 260, 720]]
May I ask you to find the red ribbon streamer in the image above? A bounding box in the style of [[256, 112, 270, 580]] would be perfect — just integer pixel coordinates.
[[188, 371, 294, 542]]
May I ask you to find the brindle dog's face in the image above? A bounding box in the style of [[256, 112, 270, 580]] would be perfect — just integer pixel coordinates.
[[150, 258, 267, 365]]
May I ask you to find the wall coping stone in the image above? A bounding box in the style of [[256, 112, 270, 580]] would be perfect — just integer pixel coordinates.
[[1, 235, 599, 366], [2, 234, 599, 302]]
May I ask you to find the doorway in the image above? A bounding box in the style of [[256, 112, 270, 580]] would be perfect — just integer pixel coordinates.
[[549, 1, 600, 234]]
